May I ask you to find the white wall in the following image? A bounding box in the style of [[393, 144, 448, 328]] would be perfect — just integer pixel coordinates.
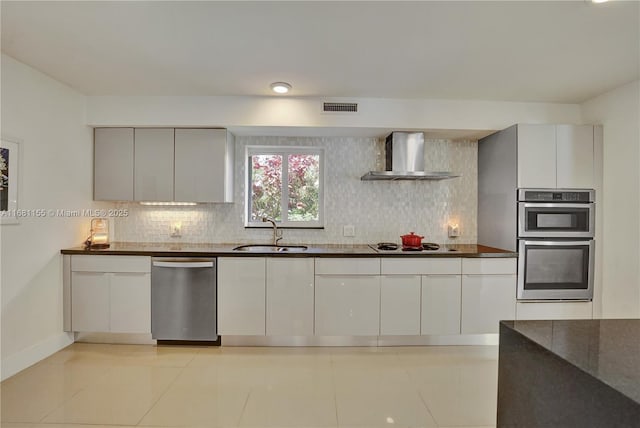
[[0, 54, 95, 379], [581, 80, 640, 318], [86, 95, 583, 134]]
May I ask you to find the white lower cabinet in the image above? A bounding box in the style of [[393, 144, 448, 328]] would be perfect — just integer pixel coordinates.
[[218, 257, 266, 335], [70, 256, 151, 333], [461, 258, 517, 334], [380, 276, 421, 335], [266, 258, 314, 336], [211, 256, 518, 338], [315, 275, 381, 336], [71, 272, 110, 332], [421, 275, 461, 335], [516, 301, 593, 320], [461, 274, 516, 334], [109, 273, 151, 333]]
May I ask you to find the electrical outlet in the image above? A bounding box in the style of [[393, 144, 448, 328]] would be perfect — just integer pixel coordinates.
[[343, 225, 355, 237], [448, 224, 460, 238], [171, 222, 182, 238]]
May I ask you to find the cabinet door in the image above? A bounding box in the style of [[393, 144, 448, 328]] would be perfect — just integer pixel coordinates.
[[71, 271, 110, 332], [556, 125, 594, 189], [94, 128, 134, 201], [134, 128, 174, 201], [461, 275, 516, 334], [110, 272, 151, 333], [315, 276, 380, 336], [218, 257, 266, 335], [266, 258, 314, 336], [517, 124, 556, 188], [174, 129, 229, 203], [421, 275, 461, 335], [380, 276, 420, 335]]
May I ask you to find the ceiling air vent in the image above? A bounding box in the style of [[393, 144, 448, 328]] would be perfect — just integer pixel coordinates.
[[322, 102, 358, 113]]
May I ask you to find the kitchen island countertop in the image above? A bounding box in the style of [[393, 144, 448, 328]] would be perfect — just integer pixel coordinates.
[[61, 242, 516, 258], [498, 319, 640, 427]]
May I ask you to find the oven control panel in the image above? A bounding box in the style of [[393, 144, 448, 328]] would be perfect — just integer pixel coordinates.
[[518, 189, 594, 203]]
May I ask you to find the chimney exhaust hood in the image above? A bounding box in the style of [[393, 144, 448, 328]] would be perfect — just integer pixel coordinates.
[[361, 132, 459, 181]]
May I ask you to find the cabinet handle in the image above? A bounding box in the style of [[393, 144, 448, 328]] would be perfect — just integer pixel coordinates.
[[153, 261, 213, 268]]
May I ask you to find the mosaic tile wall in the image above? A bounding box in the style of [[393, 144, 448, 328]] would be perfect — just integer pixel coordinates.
[[113, 136, 477, 244]]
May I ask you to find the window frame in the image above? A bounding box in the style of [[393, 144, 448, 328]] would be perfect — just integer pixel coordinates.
[[245, 145, 325, 228]]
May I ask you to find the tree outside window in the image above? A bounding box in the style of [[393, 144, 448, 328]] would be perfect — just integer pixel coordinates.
[[247, 147, 323, 228]]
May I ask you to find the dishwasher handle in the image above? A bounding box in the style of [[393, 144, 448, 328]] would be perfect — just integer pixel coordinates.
[[152, 260, 214, 268]]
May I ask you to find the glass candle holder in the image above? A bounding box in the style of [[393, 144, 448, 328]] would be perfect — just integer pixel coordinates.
[[89, 218, 110, 249]]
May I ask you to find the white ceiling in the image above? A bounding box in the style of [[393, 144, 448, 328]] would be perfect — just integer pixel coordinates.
[[1, 1, 638, 103]]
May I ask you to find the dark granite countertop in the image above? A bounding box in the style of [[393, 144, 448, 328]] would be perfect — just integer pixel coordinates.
[[501, 319, 640, 405], [61, 242, 516, 258]]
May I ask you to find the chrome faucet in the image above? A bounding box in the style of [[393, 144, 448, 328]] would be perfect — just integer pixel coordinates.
[[262, 216, 283, 246]]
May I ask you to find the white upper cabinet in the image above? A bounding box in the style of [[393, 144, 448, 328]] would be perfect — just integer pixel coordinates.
[[517, 124, 557, 189], [94, 128, 134, 201], [94, 128, 234, 202], [134, 128, 175, 202], [517, 124, 595, 189], [556, 125, 594, 189], [174, 129, 234, 203]]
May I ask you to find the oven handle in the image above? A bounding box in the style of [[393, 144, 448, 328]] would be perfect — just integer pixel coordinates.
[[152, 260, 214, 268], [518, 299, 592, 303], [519, 240, 594, 247], [519, 202, 595, 209]]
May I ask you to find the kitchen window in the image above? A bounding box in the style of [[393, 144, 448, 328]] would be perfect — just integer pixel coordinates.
[[246, 146, 324, 228]]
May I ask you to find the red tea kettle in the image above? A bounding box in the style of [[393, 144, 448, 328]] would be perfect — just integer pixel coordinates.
[[400, 232, 423, 248]]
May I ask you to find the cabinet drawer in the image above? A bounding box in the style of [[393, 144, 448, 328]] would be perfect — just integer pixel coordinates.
[[462, 258, 516, 275], [72, 255, 151, 273], [381, 258, 461, 275], [516, 301, 593, 320], [315, 258, 380, 275]]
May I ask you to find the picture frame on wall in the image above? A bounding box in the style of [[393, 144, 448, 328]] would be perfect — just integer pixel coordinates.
[[1, 137, 20, 225]]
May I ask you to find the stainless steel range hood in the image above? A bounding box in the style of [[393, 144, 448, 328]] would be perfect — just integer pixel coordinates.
[[361, 132, 459, 181]]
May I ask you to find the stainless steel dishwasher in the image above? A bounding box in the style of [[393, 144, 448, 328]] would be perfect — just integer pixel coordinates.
[[151, 258, 218, 343]]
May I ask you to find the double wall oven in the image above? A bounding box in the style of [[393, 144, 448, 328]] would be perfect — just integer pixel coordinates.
[[517, 189, 595, 301]]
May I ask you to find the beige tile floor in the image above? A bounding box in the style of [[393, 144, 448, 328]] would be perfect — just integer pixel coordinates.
[[0, 343, 498, 428]]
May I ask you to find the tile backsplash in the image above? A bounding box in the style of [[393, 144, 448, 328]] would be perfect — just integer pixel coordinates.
[[113, 136, 477, 245]]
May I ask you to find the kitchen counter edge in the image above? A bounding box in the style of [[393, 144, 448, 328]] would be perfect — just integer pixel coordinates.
[[60, 243, 517, 258]]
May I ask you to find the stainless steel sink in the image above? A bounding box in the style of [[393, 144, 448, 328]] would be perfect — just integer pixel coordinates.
[[232, 244, 308, 253]]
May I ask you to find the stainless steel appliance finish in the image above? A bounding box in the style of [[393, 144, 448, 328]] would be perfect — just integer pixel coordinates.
[[516, 188, 596, 300], [518, 202, 595, 238], [517, 240, 594, 300], [151, 258, 217, 341], [361, 132, 459, 181], [517, 188, 595, 238], [386, 131, 425, 172], [517, 188, 595, 203]]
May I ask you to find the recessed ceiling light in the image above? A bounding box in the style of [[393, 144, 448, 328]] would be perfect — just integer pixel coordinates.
[[270, 82, 292, 94], [591, 0, 609, 3]]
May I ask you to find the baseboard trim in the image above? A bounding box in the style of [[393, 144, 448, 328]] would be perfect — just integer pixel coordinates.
[[1, 332, 74, 381], [74, 332, 156, 344], [221, 334, 499, 347]]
